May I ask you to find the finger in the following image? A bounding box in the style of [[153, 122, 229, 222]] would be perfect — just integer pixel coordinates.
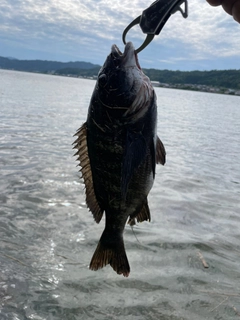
[[232, 1, 240, 22], [206, 0, 222, 6], [222, 0, 238, 15]]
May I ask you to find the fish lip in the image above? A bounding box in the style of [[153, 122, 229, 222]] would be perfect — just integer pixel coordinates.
[[111, 44, 123, 56], [123, 41, 135, 57], [134, 51, 141, 70], [111, 42, 141, 70], [111, 42, 134, 57]]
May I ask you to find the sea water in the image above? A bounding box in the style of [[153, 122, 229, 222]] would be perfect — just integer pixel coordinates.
[[0, 69, 240, 320]]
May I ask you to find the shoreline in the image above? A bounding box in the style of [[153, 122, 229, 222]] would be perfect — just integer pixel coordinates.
[[1, 68, 239, 96]]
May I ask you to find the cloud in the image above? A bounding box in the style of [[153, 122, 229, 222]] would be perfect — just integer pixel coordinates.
[[0, 0, 239, 69]]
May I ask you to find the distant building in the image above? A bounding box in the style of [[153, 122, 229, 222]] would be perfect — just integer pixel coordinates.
[[151, 81, 160, 87]]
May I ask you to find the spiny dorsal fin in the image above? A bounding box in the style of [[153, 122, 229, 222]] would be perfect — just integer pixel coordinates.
[[128, 200, 151, 226], [156, 136, 166, 165], [73, 123, 103, 223]]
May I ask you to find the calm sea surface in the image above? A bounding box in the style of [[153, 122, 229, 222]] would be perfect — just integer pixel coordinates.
[[0, 69, 240, 320]]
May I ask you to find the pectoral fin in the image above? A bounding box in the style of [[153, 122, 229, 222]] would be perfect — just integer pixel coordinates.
[[156, 136, 166, 165], [73, 123, 103, 223]]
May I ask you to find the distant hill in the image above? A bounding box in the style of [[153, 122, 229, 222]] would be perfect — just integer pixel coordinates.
[[1, 56, 239, 91], [55, 67, 101, 77], [55, 66, 240, 90], [0, 56, 100, 72], [142, 69, 240, 90]]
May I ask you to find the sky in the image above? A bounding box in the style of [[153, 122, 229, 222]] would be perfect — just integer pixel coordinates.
[[0, 0, 240, 70]]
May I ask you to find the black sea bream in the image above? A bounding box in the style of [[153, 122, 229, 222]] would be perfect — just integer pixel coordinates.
[[73, 42, 166, 277]]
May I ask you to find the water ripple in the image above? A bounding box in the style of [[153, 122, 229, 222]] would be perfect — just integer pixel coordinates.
[[1, 71, 240, 320]]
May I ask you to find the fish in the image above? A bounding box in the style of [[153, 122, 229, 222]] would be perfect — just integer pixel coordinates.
[[73, 42, 166, 277]]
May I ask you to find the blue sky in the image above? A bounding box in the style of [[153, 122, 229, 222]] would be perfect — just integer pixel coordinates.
[[0, 0, 239, 70]]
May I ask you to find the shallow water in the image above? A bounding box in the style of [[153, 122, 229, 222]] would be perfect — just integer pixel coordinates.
[[0, 69, 240, 320]]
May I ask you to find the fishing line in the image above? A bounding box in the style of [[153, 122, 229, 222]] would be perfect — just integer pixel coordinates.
[[131, 225, 141, 244]]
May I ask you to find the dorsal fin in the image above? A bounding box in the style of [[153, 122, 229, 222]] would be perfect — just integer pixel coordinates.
[[73, 123, 103, 223], [156, 136, 166, 165]]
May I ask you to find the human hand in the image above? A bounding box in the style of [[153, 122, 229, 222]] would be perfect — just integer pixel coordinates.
[[206, 0, 240, 23]]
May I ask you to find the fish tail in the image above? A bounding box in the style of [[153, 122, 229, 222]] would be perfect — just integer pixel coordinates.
[[89, 229, 130, 277]]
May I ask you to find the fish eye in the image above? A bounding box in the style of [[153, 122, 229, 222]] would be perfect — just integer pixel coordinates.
[[98, 74, 108, 87]]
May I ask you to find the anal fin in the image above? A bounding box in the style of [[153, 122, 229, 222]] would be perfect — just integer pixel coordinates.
[[128, 201, 151, 226]]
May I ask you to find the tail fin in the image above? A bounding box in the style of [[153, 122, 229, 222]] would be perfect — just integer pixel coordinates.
[[89, 229, 130, 277]]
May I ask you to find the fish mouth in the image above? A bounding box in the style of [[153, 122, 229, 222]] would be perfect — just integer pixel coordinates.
[[111, 42, 141, 70]]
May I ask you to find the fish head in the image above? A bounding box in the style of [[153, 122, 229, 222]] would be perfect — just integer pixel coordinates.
[[96, 42, 153, 117]]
